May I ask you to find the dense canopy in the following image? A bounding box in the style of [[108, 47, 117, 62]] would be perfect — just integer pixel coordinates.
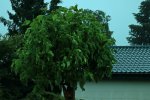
[[12, 6, 115, 99]]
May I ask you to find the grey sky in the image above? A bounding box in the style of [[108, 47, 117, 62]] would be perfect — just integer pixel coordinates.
[[0, 0, 143, 45]]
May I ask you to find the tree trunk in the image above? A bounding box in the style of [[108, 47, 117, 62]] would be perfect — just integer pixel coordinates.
[[63, 84, 75, 100]]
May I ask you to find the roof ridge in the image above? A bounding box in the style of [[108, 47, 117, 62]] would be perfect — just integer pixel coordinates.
[[112, 45, 150, 48]]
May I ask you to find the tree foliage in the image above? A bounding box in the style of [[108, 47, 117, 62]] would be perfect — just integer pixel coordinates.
[[0, 0, 47, 35], [0, 1, 62, 100], [12, 6, 115, 99], [0, 35, 33, 100], [50, 0, 62, 11], [0, 0, 62, 99], [83, 9, 113, 39], [0, 0, 63, 35], [127, 0, 150, 45]]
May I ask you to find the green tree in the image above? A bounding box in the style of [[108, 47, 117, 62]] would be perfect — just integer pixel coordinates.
[[12, 6, 115, 100], [0, 0, 47, 99], [83, 9, 113, 39], [127, 0, 150, 45], [0, 0, 62, 99], [0, 35, 33, 100], [7, 0, 47, 35], [49, 0, 62, 11], [0, 0, 62, 36]]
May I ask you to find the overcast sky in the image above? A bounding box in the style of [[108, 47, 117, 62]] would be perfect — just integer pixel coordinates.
[[0, 0, 143, 45]]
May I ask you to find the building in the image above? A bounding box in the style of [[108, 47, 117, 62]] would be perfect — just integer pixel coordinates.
[[76, 46, 150, 100]]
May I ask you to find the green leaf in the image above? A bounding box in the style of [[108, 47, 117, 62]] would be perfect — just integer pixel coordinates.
[[66, 61, 70, 67], [23, 20, 31, 26]]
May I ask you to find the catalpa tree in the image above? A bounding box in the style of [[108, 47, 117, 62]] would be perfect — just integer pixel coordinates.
[[12, 6, 115, 100]]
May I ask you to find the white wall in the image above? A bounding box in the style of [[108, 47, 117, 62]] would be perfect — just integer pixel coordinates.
[[76, 81, 150, 100]]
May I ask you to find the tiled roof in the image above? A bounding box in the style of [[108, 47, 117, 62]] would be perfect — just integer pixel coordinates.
[[112, 46, 150, 73]]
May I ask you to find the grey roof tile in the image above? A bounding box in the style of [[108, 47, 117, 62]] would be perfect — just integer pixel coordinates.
[[112, 46, 150, 73]]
